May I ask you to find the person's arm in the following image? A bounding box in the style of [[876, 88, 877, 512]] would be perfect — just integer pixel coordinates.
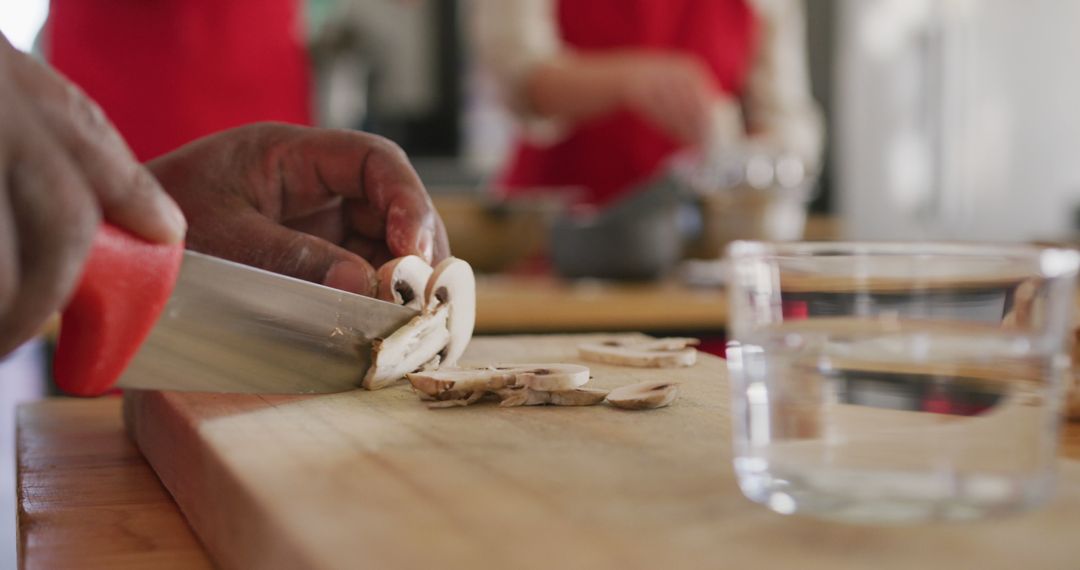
[[742, 0, 826, 169], [0, 32, 185, 357], [471, 0, 721, 144]]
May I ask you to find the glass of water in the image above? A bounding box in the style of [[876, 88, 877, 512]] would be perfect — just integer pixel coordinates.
[[725, 242, 1080, 523]]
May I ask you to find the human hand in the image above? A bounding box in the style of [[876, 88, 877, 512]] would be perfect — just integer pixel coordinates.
[[0, 33, 186, 357], [620, 53, 718, 145], [148, 123, 450, 296]]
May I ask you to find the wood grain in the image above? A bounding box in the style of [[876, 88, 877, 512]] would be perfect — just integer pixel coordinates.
[[475, 278, 726, 333], [17, 398, 212, 570], [123, 334, 1080, 570]]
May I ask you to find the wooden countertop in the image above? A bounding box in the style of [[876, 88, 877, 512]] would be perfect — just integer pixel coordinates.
[[17, 398, 212, 569], [475, 276, 726, 333], [17, 392, 1080, 568]]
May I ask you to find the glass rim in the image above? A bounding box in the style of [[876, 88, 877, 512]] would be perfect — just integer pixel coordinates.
[[724, 240, 1080, 278]]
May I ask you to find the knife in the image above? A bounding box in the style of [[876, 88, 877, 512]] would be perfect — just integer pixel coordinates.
[[53, 224, 417, 396]]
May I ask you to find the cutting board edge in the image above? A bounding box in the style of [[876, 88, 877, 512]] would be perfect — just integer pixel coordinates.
[[123, 390, 323, 570]]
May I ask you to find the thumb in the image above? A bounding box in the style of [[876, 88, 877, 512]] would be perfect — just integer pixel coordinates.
[[205, 212, 378, 296]]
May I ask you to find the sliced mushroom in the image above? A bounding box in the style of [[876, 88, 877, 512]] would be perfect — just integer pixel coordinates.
[[579, 338, 699, 368], [418, 354, 442, 372], [426, 391, 488, 409], [375, 256, 433, 311], [425, 258, 476, 367], [363, 257, 477, 390], [605, 381, 680, 410], [495, 387, 609, 407], [635, 338, 701, 351], [362, 305, 450, 390], [489, 363, 590, 391], [407, 367, 519, 400], [407, 363, 590, 401]]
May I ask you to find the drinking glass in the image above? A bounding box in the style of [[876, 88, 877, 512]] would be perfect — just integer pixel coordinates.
[[724, 242, 1080, 523]]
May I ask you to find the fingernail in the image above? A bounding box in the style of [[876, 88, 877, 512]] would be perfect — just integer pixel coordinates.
[[415, 228, 434, 264], [324, 261, 376, 296], [160, 195, 188, 243]]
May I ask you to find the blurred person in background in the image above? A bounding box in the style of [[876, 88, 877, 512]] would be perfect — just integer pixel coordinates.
[[472, 0, 825, 208]]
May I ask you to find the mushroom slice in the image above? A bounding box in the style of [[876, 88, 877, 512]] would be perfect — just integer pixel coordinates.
[[418, 354, 442, 372], [489, 363, 591, 391], [426, 390, 487, 409], [408, 363, 590, 400], [362, 305, 450, 390], [424, 258, 476, 367], [375, 256, 433, 311], [407, 367, 518, 400], [605, 381, 680, 410], [578, 338, 699, 368], [495, 387, 609, 407], [635, 337, 701, 351]]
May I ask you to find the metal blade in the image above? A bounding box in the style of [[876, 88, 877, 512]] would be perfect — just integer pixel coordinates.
[[117, 251, 417, 394]]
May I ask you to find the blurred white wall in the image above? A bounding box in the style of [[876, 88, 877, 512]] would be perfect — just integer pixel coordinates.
[[0, 0, 48, 51], [837, 0, 1080, 242]]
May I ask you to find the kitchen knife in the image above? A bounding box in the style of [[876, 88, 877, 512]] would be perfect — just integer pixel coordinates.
[[53, 224, 418, 396]]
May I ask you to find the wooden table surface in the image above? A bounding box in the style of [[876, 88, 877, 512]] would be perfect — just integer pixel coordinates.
[[17, 385, 1080, 568], [475, 276, 726, 333], [17, 398, 213, 570]]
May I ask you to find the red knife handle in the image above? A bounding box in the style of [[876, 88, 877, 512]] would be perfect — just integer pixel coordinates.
[[53, 223, 184, 396]]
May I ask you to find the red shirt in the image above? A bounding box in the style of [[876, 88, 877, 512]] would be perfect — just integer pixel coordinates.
[[47, 0, 312, 161]]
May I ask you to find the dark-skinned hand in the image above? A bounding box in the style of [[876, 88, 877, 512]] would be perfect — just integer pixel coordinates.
[[0, 32, 186, 357], [147, 122, 450, 297]]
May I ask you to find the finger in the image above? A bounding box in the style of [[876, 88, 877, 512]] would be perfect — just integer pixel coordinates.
[[683, 79, 714, 145], [345, 198, 387, 241], [652, 88, 695, 143], [12, 52, 186, 244], [283, 202, 346, 244], [280, 130, 442, 264], [431, 216, 451, 263], [664, 75, 705, 143], [638, 77, 692, 143], [198, 210, 378, 296], [0, 164, 19, 318], [343, 236, 393, 267], [0, 141, 98, 356]]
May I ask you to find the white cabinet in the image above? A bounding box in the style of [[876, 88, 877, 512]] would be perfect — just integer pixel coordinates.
[[836, 0, 1080, 241]]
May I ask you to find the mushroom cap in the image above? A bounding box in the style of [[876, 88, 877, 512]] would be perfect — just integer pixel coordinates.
[[375, 255, 433, 311], [424, 258, 476, 367]]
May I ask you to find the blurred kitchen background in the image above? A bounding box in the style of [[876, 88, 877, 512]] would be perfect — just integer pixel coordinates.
[[2, 0, 1080, 565]]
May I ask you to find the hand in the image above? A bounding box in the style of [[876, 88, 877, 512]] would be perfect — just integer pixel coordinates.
[[0, 33, 186, 357], [148, 123, 450, 296], [620, 53, 718, 144]]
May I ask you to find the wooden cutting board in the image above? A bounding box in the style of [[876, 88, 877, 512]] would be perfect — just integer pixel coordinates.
[[124, 334, 1080, 570]]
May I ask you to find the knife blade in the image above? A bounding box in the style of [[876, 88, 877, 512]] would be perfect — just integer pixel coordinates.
[[53, 224, 417, 395], [117, 250, 417, 393]]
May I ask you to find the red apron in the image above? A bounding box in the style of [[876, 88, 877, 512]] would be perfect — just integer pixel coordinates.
[[499, 0, 758, 207], [46, 0, 312, 161]]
